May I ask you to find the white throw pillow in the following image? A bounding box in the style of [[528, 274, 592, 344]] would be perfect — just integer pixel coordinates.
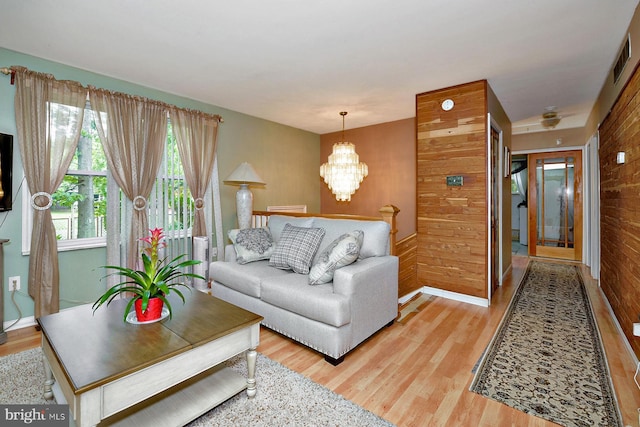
[[309, 230, 364, 285], [269, 224, 325, 274], [228, 227, 275, 264]]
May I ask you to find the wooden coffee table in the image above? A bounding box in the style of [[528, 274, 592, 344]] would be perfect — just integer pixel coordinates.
[[37, 291, 263, 427]]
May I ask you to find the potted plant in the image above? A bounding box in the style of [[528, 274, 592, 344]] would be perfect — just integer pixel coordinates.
[[92, 228, 205, 323]]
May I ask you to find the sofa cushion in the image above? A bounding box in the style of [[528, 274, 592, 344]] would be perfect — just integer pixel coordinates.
[[209, 260, 289, 298], [311, 218, 390, 262], [269, 224, 325, 274], [309, 230, 364, 285], [261, 274, 351, 327], [267, 215, 314, 243], [228, 227, 275, 264]]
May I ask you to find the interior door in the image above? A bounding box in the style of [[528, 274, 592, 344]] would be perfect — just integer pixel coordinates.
[[528, 150, 582, 261]]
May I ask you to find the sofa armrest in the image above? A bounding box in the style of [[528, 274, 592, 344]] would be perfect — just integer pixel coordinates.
[[333, 256, 399, 346], [333, 256, 398, 297]]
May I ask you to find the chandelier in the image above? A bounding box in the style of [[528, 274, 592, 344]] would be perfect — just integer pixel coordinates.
[[320, 112, 368, 201]]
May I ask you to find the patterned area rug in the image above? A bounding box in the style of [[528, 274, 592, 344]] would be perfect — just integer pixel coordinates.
[[470, 261, 623, 427], [0, 348, 394, 427]]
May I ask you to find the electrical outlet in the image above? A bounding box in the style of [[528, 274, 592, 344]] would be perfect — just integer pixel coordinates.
[[8, 276, 20, 291]]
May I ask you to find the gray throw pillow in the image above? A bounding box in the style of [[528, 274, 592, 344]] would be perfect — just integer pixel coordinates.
[[309, 230, 364, 285], [269, 224, 325, 274], [228, 227, 275, 264]]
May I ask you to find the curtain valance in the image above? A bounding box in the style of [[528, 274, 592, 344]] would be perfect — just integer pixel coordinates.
[[5, 66, 223, 123]]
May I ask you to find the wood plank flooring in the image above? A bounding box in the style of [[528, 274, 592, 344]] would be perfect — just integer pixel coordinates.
[[2, 256, 639, 426]]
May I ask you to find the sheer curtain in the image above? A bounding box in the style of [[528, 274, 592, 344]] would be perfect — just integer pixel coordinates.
[[169, 107, 221, 237], [13, 66, 87, 318], [88, 87, 168, 269]]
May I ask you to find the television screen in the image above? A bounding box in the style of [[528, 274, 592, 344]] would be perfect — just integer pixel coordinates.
[[0, 133, 13, 211]]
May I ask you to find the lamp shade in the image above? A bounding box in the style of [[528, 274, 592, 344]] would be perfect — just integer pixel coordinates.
[[224, 162, 265, 185]]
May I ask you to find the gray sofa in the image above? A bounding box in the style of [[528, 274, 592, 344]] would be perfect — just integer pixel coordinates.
[[209, 214, 399, 364]]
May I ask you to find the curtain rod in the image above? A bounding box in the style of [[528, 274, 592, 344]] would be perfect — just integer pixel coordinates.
[[0, 66, 223, 123]]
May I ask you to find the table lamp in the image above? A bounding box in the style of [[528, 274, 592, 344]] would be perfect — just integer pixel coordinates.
[[224, 162, 265, 229]]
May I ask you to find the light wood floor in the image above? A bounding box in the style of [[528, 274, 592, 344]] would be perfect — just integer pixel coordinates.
[[2, 256, 640, 426]]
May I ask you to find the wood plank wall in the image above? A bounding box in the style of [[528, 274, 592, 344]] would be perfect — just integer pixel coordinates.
[[599, 62, 640, 358], [397, 233, 418, 297], [416, 81, 488, 299]]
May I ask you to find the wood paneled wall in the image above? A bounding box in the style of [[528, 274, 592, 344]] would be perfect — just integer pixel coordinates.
[[397, 233, 418, 297], [599, 62, 640, 358], [416, 81, 488, 299]]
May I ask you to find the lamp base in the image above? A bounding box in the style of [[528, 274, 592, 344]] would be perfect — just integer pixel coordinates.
[[236, 184, 253, 229]]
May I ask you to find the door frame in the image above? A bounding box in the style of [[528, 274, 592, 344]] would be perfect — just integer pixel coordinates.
[[487, 114, 504, 303], [513, 145, 585, 262], [584, 132, 600, 279]]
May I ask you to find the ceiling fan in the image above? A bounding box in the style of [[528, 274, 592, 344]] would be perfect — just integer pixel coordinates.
[[512, 106, 573, 133], [541, 106, 561, 129]]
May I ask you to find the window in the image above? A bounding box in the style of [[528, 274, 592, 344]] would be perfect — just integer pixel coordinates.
[[144, 124, 194, 259], [22, 106, 194, 254], [22, 103, 108, 252], [511, 174, 519, 195], [53, 106, 107, 247]]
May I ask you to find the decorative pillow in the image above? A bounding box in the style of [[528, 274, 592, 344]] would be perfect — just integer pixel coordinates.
[[269, 224, 325, 274], [309, 230, 364, 285], [228, 227, 275, 264], [267, 215, 314, 243]]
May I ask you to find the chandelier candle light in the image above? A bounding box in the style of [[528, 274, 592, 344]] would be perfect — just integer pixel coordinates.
[[320, 112, 368, 201]]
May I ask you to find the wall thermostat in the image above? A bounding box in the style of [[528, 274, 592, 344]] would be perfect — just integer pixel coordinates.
[[446, 175, 463, 186]]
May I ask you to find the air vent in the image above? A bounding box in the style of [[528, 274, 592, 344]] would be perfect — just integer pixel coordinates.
[[613, 34, 631, 84]]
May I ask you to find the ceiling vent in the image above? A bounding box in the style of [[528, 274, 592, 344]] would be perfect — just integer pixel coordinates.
[[614, 34, 631, 84], [541, 107, 561, 129]]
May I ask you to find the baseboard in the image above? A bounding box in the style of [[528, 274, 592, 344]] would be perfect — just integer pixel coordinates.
[[3, 315, 36, 332], [598, 286, 639, 370], [398, 289, 423, 305], [407, 263, 523, 307], [501, 263, 513, 285], [420, 286, 489, 307]]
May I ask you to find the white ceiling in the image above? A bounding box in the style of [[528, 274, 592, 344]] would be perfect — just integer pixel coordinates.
[[1, 0, 638, 135]]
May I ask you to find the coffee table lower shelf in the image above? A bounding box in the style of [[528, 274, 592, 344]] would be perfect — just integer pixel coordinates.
[[51, 363, 247, 427], [42, 322, 260, 426]]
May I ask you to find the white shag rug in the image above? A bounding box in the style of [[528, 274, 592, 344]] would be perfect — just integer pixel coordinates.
[[0, 348, 394, 427]]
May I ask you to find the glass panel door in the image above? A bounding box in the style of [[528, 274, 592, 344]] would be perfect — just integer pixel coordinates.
[[528, 151, 582, 261]]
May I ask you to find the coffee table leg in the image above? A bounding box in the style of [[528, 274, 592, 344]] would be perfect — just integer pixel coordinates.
[[246, 347, 257, 398], [43, 356, 55, 400]]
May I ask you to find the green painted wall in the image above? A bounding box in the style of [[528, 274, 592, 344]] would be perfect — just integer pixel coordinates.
[[0, 48, 320, 325]]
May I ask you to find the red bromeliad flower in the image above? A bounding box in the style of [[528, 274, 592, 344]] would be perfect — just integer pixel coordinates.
[[141, 227, 168, 267]]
